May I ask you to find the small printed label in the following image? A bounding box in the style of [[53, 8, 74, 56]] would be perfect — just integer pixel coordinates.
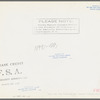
[[33, 18, 80, 34]]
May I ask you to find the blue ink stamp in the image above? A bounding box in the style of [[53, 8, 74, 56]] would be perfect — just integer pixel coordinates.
[[49, 53, 71, 59], [18, 86, 40, 92], [86, 5, 100, 10]]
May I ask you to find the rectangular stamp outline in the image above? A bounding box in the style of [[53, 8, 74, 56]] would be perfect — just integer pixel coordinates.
[[32, 18, 80, 34]]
